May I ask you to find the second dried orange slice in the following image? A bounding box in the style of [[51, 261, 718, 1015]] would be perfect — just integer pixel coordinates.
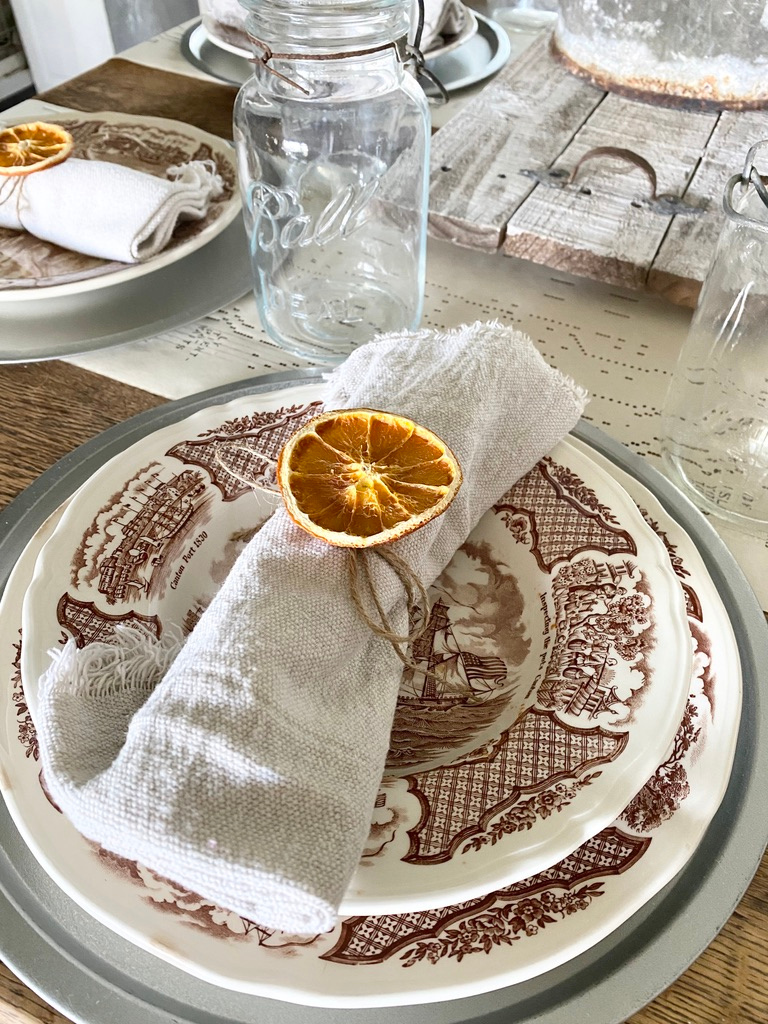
[[0, 121, 74, 177], [277, 408, 462, 547]]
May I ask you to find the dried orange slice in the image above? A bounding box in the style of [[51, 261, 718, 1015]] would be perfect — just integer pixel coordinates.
[[0, 121, 74, 177], [277, 408, 462, 548]]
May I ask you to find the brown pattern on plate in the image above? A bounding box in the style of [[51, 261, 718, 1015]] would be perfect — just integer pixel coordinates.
[[385, 451, 656, 863], [621, 698, 701, 832], [70, 466, 213, 605], [0, 114, 236, 292], [166, 400, 323, 500], [322, 825, 650, 966], [495, 458, 636, 573], [401, 709, 625, 863], [637, 506, 704, 622], [11, 634, 37, 761], [55, 594, 161, 649]]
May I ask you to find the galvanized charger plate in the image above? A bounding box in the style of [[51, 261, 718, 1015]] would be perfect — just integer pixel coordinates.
[[0, 368, 766, 1024], [0, 217, 251, 363], [180, 17, 511, 97]]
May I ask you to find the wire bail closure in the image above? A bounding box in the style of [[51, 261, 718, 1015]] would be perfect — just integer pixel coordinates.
[[247, 0, 449, 102], [724, 138, 768, 224]]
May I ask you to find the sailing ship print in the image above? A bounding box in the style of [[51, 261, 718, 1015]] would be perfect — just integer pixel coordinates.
[[399, 599, 509, 710], [97, 469, 209, 603], [389, 547, 531, 773]]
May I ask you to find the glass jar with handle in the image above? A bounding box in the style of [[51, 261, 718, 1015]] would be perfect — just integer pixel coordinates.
[[233, 0, 430, 364], [659, 140, 768, 533]]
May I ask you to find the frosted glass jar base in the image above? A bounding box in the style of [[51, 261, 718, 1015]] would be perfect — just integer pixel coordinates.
[[660, 445, 768, 536], [255, 279, 422, 365]]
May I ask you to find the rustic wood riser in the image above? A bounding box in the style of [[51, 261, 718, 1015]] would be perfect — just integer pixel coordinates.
[[428, 34, 768, 308]]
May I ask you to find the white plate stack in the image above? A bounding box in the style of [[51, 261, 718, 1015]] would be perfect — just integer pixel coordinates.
[[0, 377, 745, 1011]]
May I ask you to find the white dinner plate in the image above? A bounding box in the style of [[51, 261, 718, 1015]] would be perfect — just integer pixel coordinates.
[[11, 380, 692, 939], [0, 214, 251, 363], [0, 102, 240, 302], [20, 380, 691, 916], [0, 376, 749, 1014]]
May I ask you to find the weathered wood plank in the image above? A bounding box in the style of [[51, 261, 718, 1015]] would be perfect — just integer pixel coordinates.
[[648, 108, 768, 306], [428, 30, 767, 304], [39, 58, 238, 141], [428, 35, 603, 251], [502, 92, 718, 290]]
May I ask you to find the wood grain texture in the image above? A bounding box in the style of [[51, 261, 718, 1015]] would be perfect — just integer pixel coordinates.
[[503, 95, 717, 289], [0, 361, 162, 509], [428, 36, 603, 250], [647, 107, 768, 300], [0, 963, 69, 1024], [38, 58, 238, 140], [430, 34, 768, 306]]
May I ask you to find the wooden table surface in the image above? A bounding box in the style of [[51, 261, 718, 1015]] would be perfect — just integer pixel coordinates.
[[0, 52, 766, 1024]]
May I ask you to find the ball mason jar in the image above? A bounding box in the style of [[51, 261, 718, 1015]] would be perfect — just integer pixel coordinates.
[[659, 141, 768, 533], [233, 0, 430, 364]]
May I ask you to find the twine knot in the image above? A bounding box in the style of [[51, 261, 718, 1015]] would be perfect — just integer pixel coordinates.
[[0, 174, 26, 220], [216, 443, 437, 672]]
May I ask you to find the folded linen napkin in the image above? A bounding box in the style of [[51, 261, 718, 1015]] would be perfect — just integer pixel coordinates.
[[418, 0, 470, 52], [0, 157, 224, 263], [35, 321, 587, 934]]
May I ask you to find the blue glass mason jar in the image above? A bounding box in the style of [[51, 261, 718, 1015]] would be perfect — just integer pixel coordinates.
[[233, 0, 430, 364]]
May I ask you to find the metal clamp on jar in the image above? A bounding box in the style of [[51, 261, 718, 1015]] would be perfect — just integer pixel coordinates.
[[233, 0, 430, 364]]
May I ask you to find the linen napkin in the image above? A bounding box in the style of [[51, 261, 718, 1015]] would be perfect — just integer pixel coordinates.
[[418, 0, 470, 53], [34, 321, 587, 934], [0, 157, 224, 263]]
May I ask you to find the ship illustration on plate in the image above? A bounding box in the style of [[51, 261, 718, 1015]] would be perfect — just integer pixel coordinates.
[[399, 598, 509, 710], [389, 540, 532, 771], [71, 463, 214, 605]]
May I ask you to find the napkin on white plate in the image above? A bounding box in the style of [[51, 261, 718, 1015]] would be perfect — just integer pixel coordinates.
[[0, 157, 224, 263], [34, 321, 588, 934], [418, 0, 471, 52]]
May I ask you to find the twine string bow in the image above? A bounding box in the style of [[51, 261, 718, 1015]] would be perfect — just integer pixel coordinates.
[[0, 174, 26, 220], [216, 444, 439, 676]]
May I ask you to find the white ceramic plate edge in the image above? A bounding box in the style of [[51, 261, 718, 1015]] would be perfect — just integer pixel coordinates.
[[0, 102, 241, 304]]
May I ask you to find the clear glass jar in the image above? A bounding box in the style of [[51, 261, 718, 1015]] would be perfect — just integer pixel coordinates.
[[553, 0, 768, 109], [233, 0, 430, 364], [659, 141, 768, 533]]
